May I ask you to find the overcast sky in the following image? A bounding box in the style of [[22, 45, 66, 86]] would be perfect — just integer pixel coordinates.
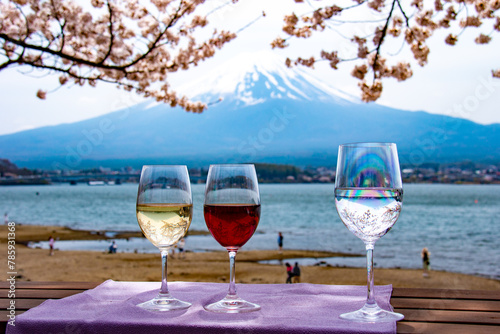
[[1, 0, 499, 136]]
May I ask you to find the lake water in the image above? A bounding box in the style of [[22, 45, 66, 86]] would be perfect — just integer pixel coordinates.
[[1, 183, 499, 279]]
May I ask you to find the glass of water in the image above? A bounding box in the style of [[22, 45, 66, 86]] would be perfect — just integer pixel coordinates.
[[334, 143, 404, 322]]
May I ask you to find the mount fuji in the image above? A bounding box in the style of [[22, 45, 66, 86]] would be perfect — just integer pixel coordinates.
[[1, 51, 499, 169], [175, 51, 357, 106]]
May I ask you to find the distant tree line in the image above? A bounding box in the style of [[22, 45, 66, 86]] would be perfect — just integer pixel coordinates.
[[0, 159, 33, 177], [2, 158, 499, 185], [254, 163, 301, 182]]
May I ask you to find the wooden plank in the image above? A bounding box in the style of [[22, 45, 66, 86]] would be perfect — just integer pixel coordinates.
[[0, 281, 99, 290], [0, 310, 26, 318], [392, 297, 500, 312], [397, 322, 500, 334], [0, 289, 87, 299], [396, 308, 500, 325], [0, 310, 26, 320], [392, 288, 500, 301], [0, 298, 46, 310]]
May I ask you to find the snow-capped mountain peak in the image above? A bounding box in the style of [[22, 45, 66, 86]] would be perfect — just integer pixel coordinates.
[[176, 51, 358, 106]]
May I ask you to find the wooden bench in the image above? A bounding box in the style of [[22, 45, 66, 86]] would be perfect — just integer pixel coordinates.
[[1, 282, 499, 333]]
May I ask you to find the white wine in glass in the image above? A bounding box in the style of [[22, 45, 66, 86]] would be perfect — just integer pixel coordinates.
[[136, 165, 192, 311], [335, 143, 404, 322], [137, 204, 192, 249]]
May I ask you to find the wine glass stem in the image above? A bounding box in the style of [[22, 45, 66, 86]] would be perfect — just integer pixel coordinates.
[[160, 249, 170, 295], [228, 250, 237, 297], [366, 244, 376, 307]]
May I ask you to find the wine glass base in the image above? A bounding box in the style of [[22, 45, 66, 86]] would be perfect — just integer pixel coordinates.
[[204, 295, 260, 313], [137, 294, 191, 312], [340, 304, 404, 322]]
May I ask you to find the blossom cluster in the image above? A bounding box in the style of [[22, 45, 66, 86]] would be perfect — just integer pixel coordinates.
[[273, 0, 499, 102], [0, 0, 238, 112]]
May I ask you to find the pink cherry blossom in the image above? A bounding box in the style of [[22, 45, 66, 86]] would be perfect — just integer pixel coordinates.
[[0, 0, 239, 113], [275, 0, 499, 102]]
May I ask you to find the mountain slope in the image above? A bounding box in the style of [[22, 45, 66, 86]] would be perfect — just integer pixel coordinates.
[[1, 52, 499, 169]]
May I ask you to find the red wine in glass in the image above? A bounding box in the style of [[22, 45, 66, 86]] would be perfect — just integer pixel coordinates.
[[203, 164, 261, 313], [204, 204, 261, 251]]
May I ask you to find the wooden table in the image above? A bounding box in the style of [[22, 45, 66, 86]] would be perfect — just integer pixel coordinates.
[[1, 282, 499, 333]]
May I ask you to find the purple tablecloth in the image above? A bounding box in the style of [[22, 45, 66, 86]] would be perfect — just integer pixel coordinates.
[[8, 281, 397, 334]]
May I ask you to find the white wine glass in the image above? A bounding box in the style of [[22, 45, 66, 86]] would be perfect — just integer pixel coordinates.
[[203, 164, 261, 313], [136, 165, 192, 311], [334, 143, 404, 322]]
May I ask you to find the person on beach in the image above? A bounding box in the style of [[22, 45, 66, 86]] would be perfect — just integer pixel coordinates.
[[48, 236, 55, 256], [178, 238, 186, 259], [292, 262, 301, 283], [421, 247, 431, 277], [109, 241, 117, 254], [4, 212, 8, 225], [285, 262, 293, 284], [278, 232, 283, 253]]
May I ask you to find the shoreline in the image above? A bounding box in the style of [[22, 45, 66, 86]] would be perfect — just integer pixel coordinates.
[[1, 223, 362, 260], [1, 224, 499, 290], [0, 223, 210, 245]]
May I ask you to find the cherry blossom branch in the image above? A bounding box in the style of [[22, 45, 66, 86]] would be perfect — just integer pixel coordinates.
[[395, 0, 410, 27], [372, 0, 397, 82], [274, 0, 499, 102], [0, 33, 125, 70], [0, 0, 240, 112], [97, 0, 115, 65], [127, 2, 187, 69]]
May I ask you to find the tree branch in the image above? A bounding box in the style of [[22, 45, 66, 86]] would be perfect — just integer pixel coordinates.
[[0, 0, 236, 111], [98, 0, 115, 65], [0, 2, 195, 72], [372, 0, 398, 81], [0, 59, 17, 71], [396, 0, 410, 27], [0, 33, 125, 70]]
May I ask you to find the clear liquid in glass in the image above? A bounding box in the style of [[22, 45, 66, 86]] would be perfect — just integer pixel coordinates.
[[335, 188, 402, 244]]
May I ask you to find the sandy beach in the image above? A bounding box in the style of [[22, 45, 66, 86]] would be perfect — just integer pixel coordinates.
[[2, 224, 500, 290]]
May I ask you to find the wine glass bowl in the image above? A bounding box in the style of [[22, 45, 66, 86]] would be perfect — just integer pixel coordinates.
[[335, 188, 402, 244], [136, 165, 192, 311], [203, 164, 261, 313], [334, 143, 404, 322]]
